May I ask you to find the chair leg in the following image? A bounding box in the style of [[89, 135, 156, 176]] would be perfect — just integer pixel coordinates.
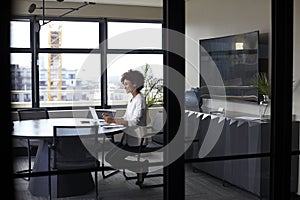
[[136, 182, 164, 189], [15, 140, 32, 181], [101, 163, 120, 179], [123, 169, 137, 180], [27, 142, 32, 181], [101, 139, 120, 179], [48, 174, 52, 200], [123, 169, 164, 189], [95, 171, 98, 199], [48, 149, 52, 200]]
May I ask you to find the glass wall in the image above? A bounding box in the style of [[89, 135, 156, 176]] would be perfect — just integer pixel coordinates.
[[185, 0, 272, 199]]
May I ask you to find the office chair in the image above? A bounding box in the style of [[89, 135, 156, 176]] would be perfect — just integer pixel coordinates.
[[48, 125, 100, 199], [87, 108, 120, 179], [122, 110, 165, 189], [16, 108, 49, 180]]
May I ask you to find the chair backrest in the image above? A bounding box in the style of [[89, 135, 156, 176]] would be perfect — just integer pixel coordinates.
[[17, 108, 49, 121], [150, 110, 165, 145], [52, 125, 99, 169], [151, 110, 164, 133]]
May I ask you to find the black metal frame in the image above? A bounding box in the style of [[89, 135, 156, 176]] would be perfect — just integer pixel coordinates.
[[163, 0, 185, 199], [270, 0, 294, 199]]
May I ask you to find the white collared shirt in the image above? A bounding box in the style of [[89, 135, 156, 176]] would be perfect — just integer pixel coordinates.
[[123, 93, 146, 127], [122, 93, 147, 146]]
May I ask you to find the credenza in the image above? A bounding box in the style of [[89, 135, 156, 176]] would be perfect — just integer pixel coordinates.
[[185, 111, 299, 198]]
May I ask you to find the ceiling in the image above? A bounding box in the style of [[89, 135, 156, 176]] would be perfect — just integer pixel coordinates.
[[46, 0, 162, 7]]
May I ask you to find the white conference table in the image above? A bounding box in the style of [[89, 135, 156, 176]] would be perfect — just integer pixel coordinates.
[[12, 118, 125, 198]]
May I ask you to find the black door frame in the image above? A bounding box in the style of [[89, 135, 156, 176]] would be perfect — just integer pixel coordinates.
[[270, 0, 294, 199]]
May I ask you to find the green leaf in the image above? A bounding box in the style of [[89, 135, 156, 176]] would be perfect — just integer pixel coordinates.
[[252, 72, 271, 99], [141, 63, 163, 107]]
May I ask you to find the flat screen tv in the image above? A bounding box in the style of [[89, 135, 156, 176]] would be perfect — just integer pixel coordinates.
[[199, 30, 268, 103]]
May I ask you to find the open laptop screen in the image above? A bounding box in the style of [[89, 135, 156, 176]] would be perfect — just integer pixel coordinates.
[[89, 107, 101, 121], [88, 107, 116, 120]]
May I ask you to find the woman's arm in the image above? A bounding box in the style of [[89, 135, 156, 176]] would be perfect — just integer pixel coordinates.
[[102, 113, 128, 126]]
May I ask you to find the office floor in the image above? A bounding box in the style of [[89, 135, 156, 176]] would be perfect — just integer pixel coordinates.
[[13, 156, 262, 200]]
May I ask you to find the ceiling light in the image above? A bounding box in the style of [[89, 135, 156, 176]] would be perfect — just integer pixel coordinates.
[[27, 0, 95, 31], [28, 3, 37, 13]]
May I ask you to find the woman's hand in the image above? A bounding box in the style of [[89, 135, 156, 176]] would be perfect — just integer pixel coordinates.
[[102, 113, 115, 123]]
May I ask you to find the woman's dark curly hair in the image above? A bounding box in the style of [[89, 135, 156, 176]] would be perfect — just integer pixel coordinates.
[[121, 69, 144, 92]]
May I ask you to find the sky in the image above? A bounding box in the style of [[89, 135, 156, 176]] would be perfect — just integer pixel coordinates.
[[10, 20, 163, 78]]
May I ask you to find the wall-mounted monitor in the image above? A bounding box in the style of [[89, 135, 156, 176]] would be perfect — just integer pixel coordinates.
[[199, 30, 268, 103]]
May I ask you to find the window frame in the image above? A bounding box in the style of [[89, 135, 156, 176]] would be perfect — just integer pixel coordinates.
[[10, 16, 163, 111]]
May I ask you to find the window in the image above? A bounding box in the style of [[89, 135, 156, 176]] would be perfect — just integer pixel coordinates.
[[107, 54, 163, 105], [39, 53, 101, 107], [11, 53, 32, 108], [39, 21, 99, 49], [10, 18, 162, 109], [108, 22, 162, 49], [10, 20, 30, 48], [107, 21, 163, 106]]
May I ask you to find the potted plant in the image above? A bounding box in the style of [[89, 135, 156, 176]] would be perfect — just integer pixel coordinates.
[[252, 72, 271, 100], [252, 72, 271, 119], [141, 63, 163, 107]]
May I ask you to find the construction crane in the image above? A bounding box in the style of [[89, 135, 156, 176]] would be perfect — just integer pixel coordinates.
[[47, 23, 62, 101]]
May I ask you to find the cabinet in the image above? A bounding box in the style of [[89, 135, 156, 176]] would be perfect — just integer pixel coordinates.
[[186, 111, 299, 198]]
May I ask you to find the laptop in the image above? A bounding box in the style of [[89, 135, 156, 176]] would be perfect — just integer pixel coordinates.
[[89, 107, 105, 125], [89, 107, 123, 128]]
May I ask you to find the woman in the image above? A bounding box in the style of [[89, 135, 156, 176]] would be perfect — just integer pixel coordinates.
[[102, 69, 149, 183]]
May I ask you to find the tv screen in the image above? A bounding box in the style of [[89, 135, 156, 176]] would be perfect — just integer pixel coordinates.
[[199, 30, 264, 102]]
